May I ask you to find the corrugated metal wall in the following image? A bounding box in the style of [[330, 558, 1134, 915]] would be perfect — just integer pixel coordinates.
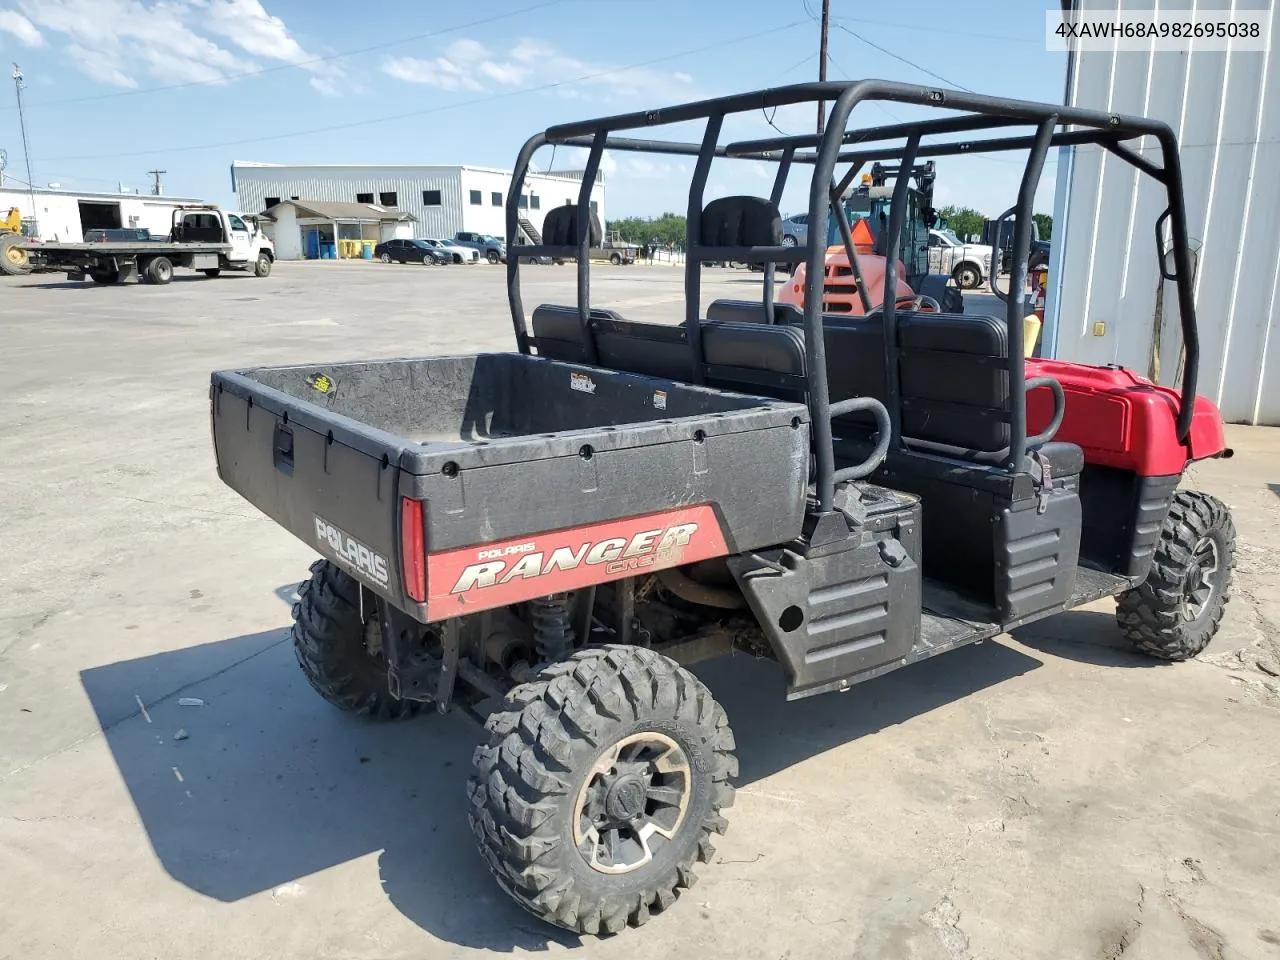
[[232, 165, 465, 239], [1052, 0, 1279, 423]]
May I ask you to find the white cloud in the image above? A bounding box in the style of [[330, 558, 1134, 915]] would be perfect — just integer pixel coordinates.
[[12, 0, 339, 93], [0, 10, 43, 46], [381, 35, 698, 104]]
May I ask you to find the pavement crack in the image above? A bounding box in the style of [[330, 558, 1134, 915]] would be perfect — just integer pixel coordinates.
[[1101, 883, 1146, 960]]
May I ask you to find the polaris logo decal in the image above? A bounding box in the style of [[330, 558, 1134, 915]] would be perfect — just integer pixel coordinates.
[[314, 515, 390, 588], [425, 506, 729, 619]]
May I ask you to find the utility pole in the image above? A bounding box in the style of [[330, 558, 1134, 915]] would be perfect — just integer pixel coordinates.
[[12, 63, 36, 232], [147, 169, 166, 196], [816, 0, 831, 136]]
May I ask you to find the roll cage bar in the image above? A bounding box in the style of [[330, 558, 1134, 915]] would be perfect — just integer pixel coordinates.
[[504, 79, 1200, 515]]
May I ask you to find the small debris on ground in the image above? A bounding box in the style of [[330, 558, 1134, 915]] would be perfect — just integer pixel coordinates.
[[173, 729, 189, 741], [178, 697, 205, 707]]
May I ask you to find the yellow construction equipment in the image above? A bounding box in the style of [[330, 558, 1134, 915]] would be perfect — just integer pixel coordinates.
[[1, 207, 32, 274]]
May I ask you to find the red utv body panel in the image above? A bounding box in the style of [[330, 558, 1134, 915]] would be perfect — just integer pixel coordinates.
[[425, 505, 729, 620], [1026, 359, 1229, 476]]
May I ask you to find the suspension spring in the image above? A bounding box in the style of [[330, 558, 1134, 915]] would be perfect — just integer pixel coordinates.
[[530, 594, 575, 663]]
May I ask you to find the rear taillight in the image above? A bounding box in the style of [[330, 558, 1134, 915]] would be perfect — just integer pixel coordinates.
[[400, 497, 426, 602]]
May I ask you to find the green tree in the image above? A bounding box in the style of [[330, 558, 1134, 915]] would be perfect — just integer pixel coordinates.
[[1032, 212, 1053, 241], [606, 213, 687, 248], [936, 205, 985, 242]]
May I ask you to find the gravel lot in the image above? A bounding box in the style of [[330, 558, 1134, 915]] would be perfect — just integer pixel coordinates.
[[2, 260, 1278, 960]]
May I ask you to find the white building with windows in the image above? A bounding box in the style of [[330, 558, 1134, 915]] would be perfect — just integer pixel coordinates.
[[230, 162, 605, 245]]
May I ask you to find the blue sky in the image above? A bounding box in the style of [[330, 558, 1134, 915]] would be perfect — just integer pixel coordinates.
[[0, 0, 1066, 218]]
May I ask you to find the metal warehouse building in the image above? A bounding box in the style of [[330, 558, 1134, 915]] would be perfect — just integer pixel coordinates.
[[230, 162, 605, 250], [0, 185, 206, 243], [1048, 0, 1279, 424]]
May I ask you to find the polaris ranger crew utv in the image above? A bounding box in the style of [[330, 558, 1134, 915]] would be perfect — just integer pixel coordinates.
[[210, 79, 1235, 936]]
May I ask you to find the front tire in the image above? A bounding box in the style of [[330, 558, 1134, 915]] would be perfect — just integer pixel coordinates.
[[1116, 491, 1235, 661], [291, 559, 422, 719], [487, 250, 501, 264], [253, 252, 273, 277], [202, 268, 221, 278], [469, 645, 736, 935]]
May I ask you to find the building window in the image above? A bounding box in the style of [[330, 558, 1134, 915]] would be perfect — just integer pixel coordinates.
[[492, 191, 502, 207], [530, 195, 540, 210], [469, 190, 482, 205], [290, 195, 298, 200], [379, 191, 398, 207], [565, 198, 573, 207], [263, 196, 280, 210], [518, 195, 528, 209], [423, 189, 442, 206], [356, 192, 374, 204]]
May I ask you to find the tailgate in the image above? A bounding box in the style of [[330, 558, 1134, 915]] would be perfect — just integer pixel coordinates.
[[211, 372, 413, 609]]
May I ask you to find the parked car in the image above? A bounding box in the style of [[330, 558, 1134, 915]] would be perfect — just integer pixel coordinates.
[[780, 212, 809, 247], [374, 238, 446, 265], [927, 226, 994, 290], [426, 239, 480, 264], [453, 231, 506, 263]]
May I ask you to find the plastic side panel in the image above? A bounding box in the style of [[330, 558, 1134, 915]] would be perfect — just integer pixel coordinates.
[[995, 479, 1082, 621], [1025, 359, 1226, 474], [426, 506, 727, 621]]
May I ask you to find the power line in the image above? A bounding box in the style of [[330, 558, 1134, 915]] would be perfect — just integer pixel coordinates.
[[37, 20, 809, 163], [830, 22, 973, 92], [3, 0, 565, 112], [831, 13, 1043, 45]]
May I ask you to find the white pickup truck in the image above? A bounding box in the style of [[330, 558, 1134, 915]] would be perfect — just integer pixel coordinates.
[[7, 205, 274, 284], [927, 226, 994, 290]]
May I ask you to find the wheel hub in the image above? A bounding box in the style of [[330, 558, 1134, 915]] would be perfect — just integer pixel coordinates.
[[572, 732, 692, 875], [1182, 535, 1221, 621]]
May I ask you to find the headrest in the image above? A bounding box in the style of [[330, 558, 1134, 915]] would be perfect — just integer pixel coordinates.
[[701, 196, 783, 248], [541, 204, 603, 247]]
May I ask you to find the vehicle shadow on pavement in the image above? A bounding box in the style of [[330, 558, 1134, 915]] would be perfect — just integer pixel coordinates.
[[80, 628, 1041, 951], [1012, 607, 1163, 668]]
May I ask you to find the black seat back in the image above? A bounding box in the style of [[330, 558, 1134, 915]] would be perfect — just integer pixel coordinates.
[[594, 318, 691, 380], [530, 304, 592, 363], [898, 312, 1010, 454], [702, 322, 807, 401], [700, 196, 783, 247], [707, 298, 805, 326], [540, 204, 603, 247]]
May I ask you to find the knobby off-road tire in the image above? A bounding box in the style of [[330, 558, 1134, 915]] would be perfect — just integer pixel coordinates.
[[1116, 490, 1235, 661], [468, 645, 737, 935], [291, 559, 421, 720]]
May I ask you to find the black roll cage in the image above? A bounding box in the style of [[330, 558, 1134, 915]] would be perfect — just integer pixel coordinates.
[[504, 79, 1200, 515]]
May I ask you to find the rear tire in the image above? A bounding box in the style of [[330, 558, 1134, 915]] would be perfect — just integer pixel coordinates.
[[380, 252, 392, 263], [468, 645, 736, 935], [610, 252, 622, 265], [291, 559, 422, 719], [147, 256, 174, 284], [202, 268, 221, 278], [1116, 491, 1235, 661], [89, 266, 121, 285], [953, 263, 981, 289]]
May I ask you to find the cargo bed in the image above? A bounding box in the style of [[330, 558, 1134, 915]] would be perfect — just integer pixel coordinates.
[[212, 352, 810, 619]]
